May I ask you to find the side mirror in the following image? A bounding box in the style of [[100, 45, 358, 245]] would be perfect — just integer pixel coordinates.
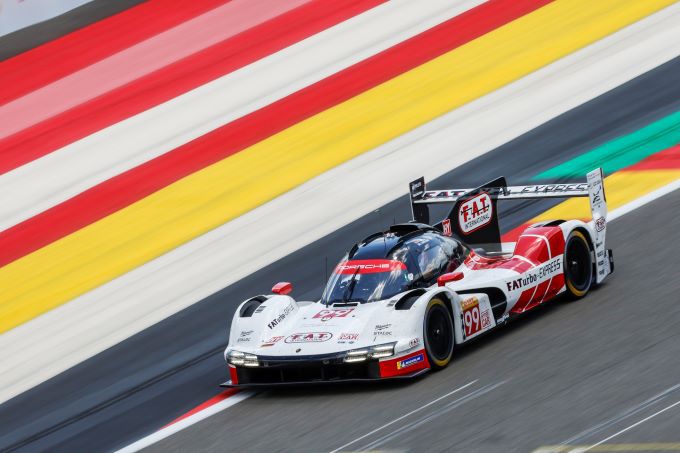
[[437, 272, 464, 287], [272, 282, 293, 295]]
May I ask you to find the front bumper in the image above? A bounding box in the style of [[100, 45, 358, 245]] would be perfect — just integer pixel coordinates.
[[222, 351, 429, 387]]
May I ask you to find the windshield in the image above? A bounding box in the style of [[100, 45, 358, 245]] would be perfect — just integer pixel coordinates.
[[320, 258, 413, 304]]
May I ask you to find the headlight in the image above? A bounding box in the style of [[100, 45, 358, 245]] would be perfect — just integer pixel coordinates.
[[344, 343, 396, 363], [227, 350, 259, 367]]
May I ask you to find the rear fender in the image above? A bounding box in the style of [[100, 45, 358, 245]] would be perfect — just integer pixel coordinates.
[[560, 219, 611, 284]]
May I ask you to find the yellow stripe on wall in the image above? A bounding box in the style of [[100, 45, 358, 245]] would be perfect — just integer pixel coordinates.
[[0, 0, 675, 333]]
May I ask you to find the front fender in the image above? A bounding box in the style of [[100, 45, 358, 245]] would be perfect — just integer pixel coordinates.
[[226, 295, 298, 357], [409, 286, 496, 345]]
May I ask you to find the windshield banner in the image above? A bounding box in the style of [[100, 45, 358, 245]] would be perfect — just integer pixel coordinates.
[[334, 259, 406, 274]]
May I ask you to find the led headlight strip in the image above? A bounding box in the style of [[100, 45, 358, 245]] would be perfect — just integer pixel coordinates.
[[227, 350, 259, 367], [344, 342, 395, 363]]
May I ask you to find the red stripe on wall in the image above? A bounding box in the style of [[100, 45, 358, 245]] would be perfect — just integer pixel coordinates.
[[0, 0, 376, 173], [0, 0, 227, 105], [0, 0, 552, 269]]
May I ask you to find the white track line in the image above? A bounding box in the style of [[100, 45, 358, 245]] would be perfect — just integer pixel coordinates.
[[329, 380, 478, 453], [356, 382, 505, 452], [559, 383, 680, 446], [0, 0, 484, 231], [115, 390, 255, 453], [570, 399, 680, 453], [2, 3, 680, 406]]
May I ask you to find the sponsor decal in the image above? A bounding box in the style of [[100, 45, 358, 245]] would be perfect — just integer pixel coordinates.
[[595, 217, 606, 232], [462, 298, 483, 337], [240, 330, 254, 337], [422, 189, 465, 200], [442, 218, 452, 237], [284, 332, 333, 343], [460, 297, 478, 311], [261, 336, 284, 347], [334, 260, 406, 275], [458, 193, 493, 234], [267, 304, 295, 329], [409, 338, 420, 348], [420, 184, 590, 202], [590, 184, 604, 205], [519, 183, 588, 194], [339, 333, 359, 341], [397, 354, 424, 370], [410, 179, 424, 198], [237, 337, 251, 343], [480, 309, 491, 329], [506, 257, 562, 291], [254, 305, 267, 313], [373, 323, 392, 336], [313, 308, 354, 322]]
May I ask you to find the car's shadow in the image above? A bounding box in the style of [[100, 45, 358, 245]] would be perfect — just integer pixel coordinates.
[[257, 284, 607, 399]]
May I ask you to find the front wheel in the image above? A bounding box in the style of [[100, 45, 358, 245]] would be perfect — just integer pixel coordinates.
[[564, 230, 593, 299], [423, 298, 454, 370]]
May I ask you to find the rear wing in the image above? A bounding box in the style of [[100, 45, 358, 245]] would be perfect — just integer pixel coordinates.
[[409, 169, 608, 255]]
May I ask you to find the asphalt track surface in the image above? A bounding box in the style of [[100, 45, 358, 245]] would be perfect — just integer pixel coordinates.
[[1, 58, 679, 452], [153, 187, 680, 453]]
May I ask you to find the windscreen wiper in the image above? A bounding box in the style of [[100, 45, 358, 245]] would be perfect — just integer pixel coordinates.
[[342, 267, 360, 303]]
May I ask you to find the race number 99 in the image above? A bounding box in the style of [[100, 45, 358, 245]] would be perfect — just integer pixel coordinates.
[[463, 305, 481, 337]]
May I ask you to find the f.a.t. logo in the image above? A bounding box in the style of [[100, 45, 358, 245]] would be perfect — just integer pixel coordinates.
[[458, 193, 493, 234]]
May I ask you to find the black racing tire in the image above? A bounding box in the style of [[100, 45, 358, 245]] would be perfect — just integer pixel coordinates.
[[564, 230, 593, 299], [423, 298, 454, 370]]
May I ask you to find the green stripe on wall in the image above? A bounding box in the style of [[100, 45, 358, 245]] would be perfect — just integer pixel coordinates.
[[534, 110, 680, 179]]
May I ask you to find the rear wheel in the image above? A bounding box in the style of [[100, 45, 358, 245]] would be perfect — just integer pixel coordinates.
[[423, 298, 454, 370], [564, 230, 593, 299]]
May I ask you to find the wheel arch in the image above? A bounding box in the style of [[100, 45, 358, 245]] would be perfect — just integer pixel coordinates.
[[571, 225, 596, 277], [418, 287, 462, 346]]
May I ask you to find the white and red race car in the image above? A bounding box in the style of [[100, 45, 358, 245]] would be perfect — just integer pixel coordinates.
[[223, 169, 613, 386]]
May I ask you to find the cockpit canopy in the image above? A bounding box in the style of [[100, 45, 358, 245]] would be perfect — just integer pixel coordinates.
[[320, 228, 469, 304]]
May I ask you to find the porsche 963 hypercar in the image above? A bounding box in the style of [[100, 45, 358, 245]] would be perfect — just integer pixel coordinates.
[[223, 169, 613, 386]]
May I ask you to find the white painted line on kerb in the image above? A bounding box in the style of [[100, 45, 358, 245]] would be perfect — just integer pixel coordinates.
[[570, 399, 680, 453], [328, 380, 478, 453], [115, 391, 255, 453]]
